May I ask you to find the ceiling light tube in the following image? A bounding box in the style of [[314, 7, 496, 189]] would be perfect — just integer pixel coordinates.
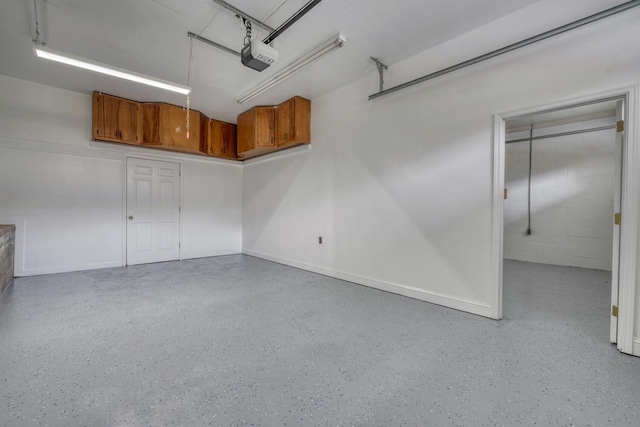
[[34, 46, 191, 95], [237, 33, 346, 104]]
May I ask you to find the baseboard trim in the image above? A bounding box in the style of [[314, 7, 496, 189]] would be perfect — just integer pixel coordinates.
[[243, 250, 494, 318], [182, 249, 242, 260], [18, 261, 123, 277], [632, 337, 640, 357]]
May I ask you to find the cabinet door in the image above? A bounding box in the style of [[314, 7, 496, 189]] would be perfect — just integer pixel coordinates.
[[275, 96, 310, 147], [210, 121, 237, 158], [225, 123, 238, 158], [237, 110, 255, 156], [255, 107, 275, 148], [142, 104, 161, 145], [117, 100, 141, 144], [162, 104, 201, 152], [275, 98, 294, 146], [142, 104, 203, 154], [93, 92, 142, 145]]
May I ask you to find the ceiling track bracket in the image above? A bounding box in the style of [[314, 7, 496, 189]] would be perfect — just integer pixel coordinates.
[[187, 32, 240, 57], [370, 57, 388, 93]]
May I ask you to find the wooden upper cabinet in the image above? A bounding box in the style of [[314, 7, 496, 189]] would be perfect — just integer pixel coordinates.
[[202, 119, 237, 159], [275, 96, 310, 148], [142, 103, 203, 154], [237, 106, 276, 159], [92, 92, 142, 145], [93, 92, 309, 160]]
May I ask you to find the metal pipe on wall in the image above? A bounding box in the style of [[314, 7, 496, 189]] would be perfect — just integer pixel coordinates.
[[368, 0, 640, 100]]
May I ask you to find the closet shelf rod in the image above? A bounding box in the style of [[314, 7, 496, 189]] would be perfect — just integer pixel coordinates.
[[506, 125, 616, 144]]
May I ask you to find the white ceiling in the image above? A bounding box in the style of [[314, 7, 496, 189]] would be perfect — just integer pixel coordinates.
[[0, 0, 628, 123]]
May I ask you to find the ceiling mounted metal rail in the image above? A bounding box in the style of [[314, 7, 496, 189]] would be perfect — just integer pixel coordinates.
[[188, 32, 240, 57], [368, 0, 640, 101], [211, 0, 274, 33], [262, 0, 323, 45]]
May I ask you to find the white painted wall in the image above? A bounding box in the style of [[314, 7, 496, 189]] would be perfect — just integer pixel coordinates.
[[0, 75, 242, 276], [504, 117, 616, 270], [242, 1, 640, 329]]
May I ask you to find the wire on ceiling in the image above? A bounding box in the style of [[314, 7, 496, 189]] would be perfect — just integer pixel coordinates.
[[198, 11, 220, 36], [262, 0, 288, 22]]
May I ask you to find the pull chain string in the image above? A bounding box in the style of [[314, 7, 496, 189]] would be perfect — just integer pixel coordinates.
[[186, 37, 193, 139], [186, 95, 190, 139], [526, 125, 533, 235]]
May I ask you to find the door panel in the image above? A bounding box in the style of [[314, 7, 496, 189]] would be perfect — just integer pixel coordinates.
[[158, 167, 175, 177], [135, 165, 152, 175], [158, 181, 176, 212], [127, 158, 180, 265], [159, 222, 175, 249], [135, 179, 152, 212], [134, 223, 153, 251]]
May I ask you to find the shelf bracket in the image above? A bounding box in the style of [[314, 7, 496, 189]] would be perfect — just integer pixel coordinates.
[[370, 57, 389, 93]]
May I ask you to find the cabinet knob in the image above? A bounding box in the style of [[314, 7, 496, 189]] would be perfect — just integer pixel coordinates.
[[128, 216, 134, 220]]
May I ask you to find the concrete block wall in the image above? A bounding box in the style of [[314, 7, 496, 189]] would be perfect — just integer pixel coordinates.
[[504, 117, 616, 271]]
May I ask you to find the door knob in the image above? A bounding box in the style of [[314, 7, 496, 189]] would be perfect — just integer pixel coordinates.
[[128, 216, 134, 220]]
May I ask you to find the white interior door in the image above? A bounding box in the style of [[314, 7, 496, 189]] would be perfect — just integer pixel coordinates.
[[126, 158, 180, 265], [610, 100, 624, 343]]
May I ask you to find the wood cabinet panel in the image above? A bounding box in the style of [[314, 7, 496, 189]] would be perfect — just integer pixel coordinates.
[[275, 96, 310, 148], [142, 103, 203, 154], [92, 92, 142, 145], [203, 119, 237, 159], [237, 106, 276, 159]]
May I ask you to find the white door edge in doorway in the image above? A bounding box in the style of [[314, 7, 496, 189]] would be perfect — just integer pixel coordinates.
[[492, 84, 639, 356], [611, 100, 624, 343]]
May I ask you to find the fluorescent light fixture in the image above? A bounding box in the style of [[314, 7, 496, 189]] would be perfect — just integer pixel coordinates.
[[237, 33, 346, 104], [34, 46, 191, 95]]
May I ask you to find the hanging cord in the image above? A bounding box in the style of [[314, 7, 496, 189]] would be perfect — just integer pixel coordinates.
[[185, 37, 194, 139], [526, 126, 533, 235]]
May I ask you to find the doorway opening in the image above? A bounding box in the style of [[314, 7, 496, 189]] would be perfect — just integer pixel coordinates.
[[492, 87, 639, 356], [504, 99, 620, 342]]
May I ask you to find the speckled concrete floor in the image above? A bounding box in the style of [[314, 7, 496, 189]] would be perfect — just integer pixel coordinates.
[[1, 256, 639, 426]]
